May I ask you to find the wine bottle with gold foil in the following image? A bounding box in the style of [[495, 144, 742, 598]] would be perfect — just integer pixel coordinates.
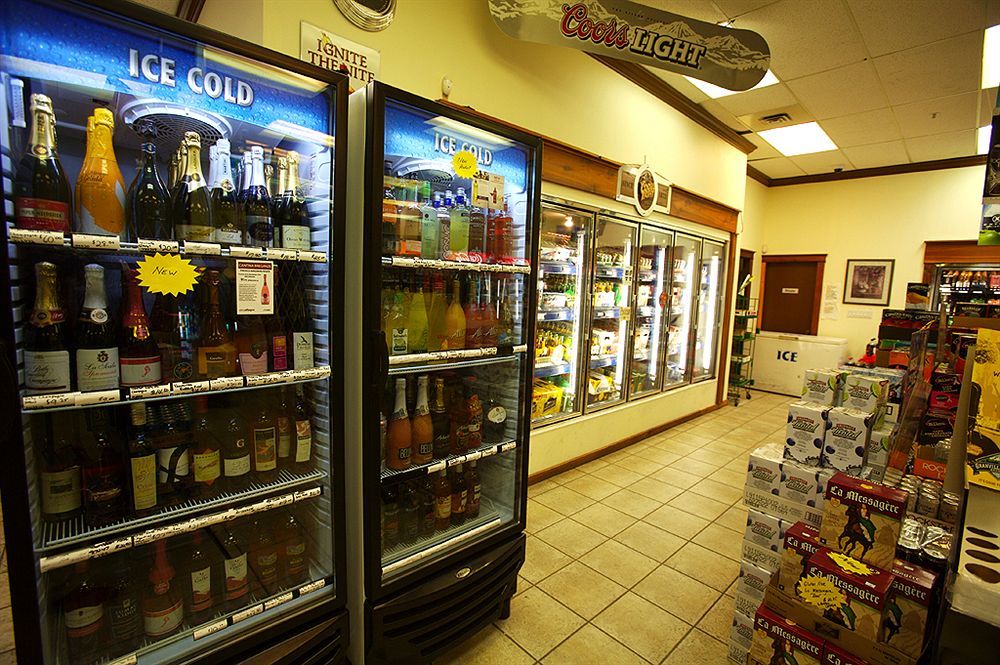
[[196, 270, 237, 379], [244, 146, 273, 247], [75, 264, 119, 393], [280, 151, 311, 250], [14, 94, 72, 232], [76, 107, 126, 237], [173, 132, 214, 242], [24, 261, 72, 394]]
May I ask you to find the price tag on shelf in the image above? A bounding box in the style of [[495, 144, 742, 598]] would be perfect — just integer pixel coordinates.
[[255, 494, 295, 510], [137, 238, 179, 254], [39, 548, 89, 573], [266, 248, 297, 261], [9, 228, 64, 245], [75, 389, 121, 406], [128, 384, 171, 399], [172, 380, 210, 394], [306, 366, 331, 380], [71, 233, 120, 251], [480, 447, 498, 459], [193, 619, 229, 641], [209, 376, 244, 391], [500, 441, 517, 453], [426, 462, 446, 474], [231, 604, 264, 624], [246, 373, 284, 387], [183, 241, 222, 256], [298, 250, 327, 263], [264, 592, 294, 610], [465, 450, 483, 462], [298, 579, 326, 596], [133, 521, 188, 545], [107, 654, 138, 665], [447, 456, 466, 468], [229, 245, 266, 259], [23, 392, 78, 410], [89, 536, 133, 560], [294, 487, 322, 502]]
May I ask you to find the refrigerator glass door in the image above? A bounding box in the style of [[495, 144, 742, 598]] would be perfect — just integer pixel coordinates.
[[692, 240, 726, 381], [532, 203, 590, 426], [585, 217, 635, 410], [376, 96, 535, 582], [0, 1, 341, 663], [629, 226, 672, 399], [664, 233, 700, 389]]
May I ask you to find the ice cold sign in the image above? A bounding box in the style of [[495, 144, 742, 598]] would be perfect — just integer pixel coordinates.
[[128, 49, 254, 107]]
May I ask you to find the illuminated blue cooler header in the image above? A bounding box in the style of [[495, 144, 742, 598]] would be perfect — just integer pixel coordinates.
[[385, 100, 529, 193], [0, 0, 330, 133]]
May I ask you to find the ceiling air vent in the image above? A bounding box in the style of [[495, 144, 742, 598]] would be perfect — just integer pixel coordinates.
[[760, 112, 792, 124], [738, 104, 813, 133]]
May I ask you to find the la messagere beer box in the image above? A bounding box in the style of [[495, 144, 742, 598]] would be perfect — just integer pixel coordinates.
[[818, 472, 907, 571], [801, 548, 894, 642]]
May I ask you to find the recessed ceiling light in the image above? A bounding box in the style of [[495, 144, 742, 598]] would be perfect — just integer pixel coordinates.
[[685, 70, 779, 99], [983, 24, 1000, 88], [757, 122, 838, 157], [978, 125, 993, 154]]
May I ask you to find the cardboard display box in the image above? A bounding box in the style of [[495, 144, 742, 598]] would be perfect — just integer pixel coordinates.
[[818, 473, 907, 571], [745, 485, 824, 530], [802, 369, 846, 406], [883, 559, 938, 658], [800, 548, 894, 642], [786, 401, 831, 465], [750, 605, 825, 665], [824, 407, 876, 475], [779, 521, 821, 594]]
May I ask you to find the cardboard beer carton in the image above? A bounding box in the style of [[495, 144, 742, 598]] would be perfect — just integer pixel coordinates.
[[750, 605, 824, 665], [823, 643, 870, 665], [747, 443, 784, 494], [882, 560, 937, 658], [739, 559, 774, 602], [802, 369, 845, 406], [779, 458, 821, 506], [745, 509, 790, 552], [742, 539, 783, 573], [865, 428, 892, 472], [819, 472, 907, 570], [823, 408, 875, 476], [927, 365, 961, 415], [735, 584, 764, 619], [728, 641, 750, 665], [800, 548, 894, 642], [731, 605, 755, 651], [842, 374, 888, 413], [917, 412, 953, 446], [779, 521, 821, 594], [816, 468, 835, 513], [786, 401, 831, 466]]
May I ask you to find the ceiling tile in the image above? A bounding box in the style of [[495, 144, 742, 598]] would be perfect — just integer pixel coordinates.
[[819, 108, 901, 147], [712, 0, 784, 20], [893, 91, 979, 138], [750, 156, 807, 178], [730, 0, 868, 80], [904, 129, 978, 161], [789, 149, 854, 175], [700, 99, 754, 131], [987, 0, 1000, 25], [873, 30, 983, 105], [845, 0, 987, 57], [786, 61, 888, 119], [745, 132, 783, 160], [980, 87, 999, 126], [659, 0, 728, 23], [646, 67, 711, 104], [842, 141, 911, 168], [715, 82, 798, 116]]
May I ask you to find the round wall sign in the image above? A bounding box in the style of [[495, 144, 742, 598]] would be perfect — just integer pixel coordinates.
[[334, 0, 396, 31], [633, 166, 658, 217]]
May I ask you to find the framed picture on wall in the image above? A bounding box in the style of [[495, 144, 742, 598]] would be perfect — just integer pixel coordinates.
[[843, 259, 895, 306]]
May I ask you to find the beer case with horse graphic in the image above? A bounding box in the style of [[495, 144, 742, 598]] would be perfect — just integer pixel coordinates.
[[750, 605, 825, 665], [822, 642, 868, 665], [819, 472, 907, 571], [779, 521, 821, 594], [883, 559, 937, 658], [801, 548, 894, 642]]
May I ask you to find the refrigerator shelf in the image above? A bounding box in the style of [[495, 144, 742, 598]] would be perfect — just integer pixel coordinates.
[[382, 255, 531, 274], [386, 345, 527, 374], [20, 365, 332, 413], [534, 361, 572, 378], [39, 478, 326, 573], [595, 266, 629, 278], [539, 262, 577, 275], [379, 439, 517, 485], [590, 355, 617, 369], [7, 229, 329, 263], [538, 308, 574, 322], [592, 307, 621, 319], [637, 306, 655, 318]]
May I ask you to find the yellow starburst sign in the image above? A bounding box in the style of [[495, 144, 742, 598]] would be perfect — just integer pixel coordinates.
[[797, 575, 846, 611], [830, 551, 875, 577], [135, 253, 200, 296], [452, 150, 478, 178]]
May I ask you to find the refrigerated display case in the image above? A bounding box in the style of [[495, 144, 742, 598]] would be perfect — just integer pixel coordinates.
[[347, 82, 541, 664], [692, 239, 727, 382], [532, 200, 590, 426], [629, 226, 672, 398], [0, 1, 348, 663], [930, 264, 1000, 313], [664, 232, 700, 389]]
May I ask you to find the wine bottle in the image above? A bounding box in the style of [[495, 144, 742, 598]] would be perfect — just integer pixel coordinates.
[[275, 387, 294, 470], [266, 271, 289, 372], [25, 262, 72, 394], [14, 94, 72, 232], [280, 513, 308, 586], [236, 314, 269, 376], [196, 269, 237, 378], [76, 107, 126, 237], [285, 273, 314, 370], [272, 155, 288, 242], [191, 397, 221, 500], [155, 404, 192, 505], [120, 268, 162, 387], [292, 387, 313, 473], [249, 517, 279, 595], [128, 404, 158, 517], [75, 264, 119, 393], [40, 416, 83, 522], [211, 138, 243, 245], [411, 375, 433, 464], [126, 142, 170, 241], [222, 414, 251, 493], [280, 151, 311, 250], [173, 131, 214, 242], [105, 554, 142, 656], [150, 292, 197, 382], [62, 561, 106, 665], [81, 409, 126, 527], [186, 530, 219, 625], [430, 377, 450, 460], [250, 395, 278, 483], [244, 146, 273, 247], [221, 528, 250, 612], [142, 540, 184, 641]]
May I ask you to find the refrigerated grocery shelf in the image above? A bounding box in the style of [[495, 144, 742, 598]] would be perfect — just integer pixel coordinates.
[[590, 355, 617, 369], [382, 255, 532, 274], [538, 308, 575, 322], [379, 439, 517, 485], [534, 361, 572, 378], [595, 266, 628, 278], [539, 262, 577, 275], [592, 306, 621, 319], [636, 306, 655, 318], [20, 365, 332, 413], [387, 345, 527, 374]]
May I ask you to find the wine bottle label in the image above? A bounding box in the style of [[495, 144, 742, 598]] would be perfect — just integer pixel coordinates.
[[198, 347, 236, 378], [295, 420, 312, 463], [130, 454, 157, 510], [176, 224, 214, 242], [281, 225, 311, 250], [41, 467, 81, 515], [160, 342, 195, 382], [435, 495, 451, 519], [215, 228, 242, 245], [418, 441, 433, 457], [472, 482, 481, 503], [292, 332, 314, 369], [190, 567, 213, 611], [120, 354, 162, 387], [391, 327, 408, 354], [24, 349, 71, 394], [285, 542, 307, 575], [246, 215, 274, 244], [86, 483, 123, 506], [452, 489, 468, 513], [277, 417, 292, 459], [108, 594, 140, 640], [256, 551, 279, 583], [76, 347, 119, 392], [253, 427, 277, 471], [271, 335, 288, 371], [193, 450, 221, 484], [15, 197, 70, 232], [487, 406, 507, 424], [157, 446, 190, 483], [237, 350, 268, 375], [224, 554, 249, 600], [64, 603, 104, 637], [224, 453, 251, 478], [143, 597, 183, 637], [394, 446, 411, 463]]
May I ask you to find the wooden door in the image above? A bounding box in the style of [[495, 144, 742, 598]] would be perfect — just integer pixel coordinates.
[[760, 255, 825, 335]]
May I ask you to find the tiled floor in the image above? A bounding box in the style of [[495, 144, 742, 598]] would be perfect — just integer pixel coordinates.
[[437, 390, 795, 665]]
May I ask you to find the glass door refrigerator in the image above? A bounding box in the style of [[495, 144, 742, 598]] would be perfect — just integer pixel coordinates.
[[664, 232, 700, 389], [532, 200, 591, 427], [346, 82, 541, 664], [0, 1, 348, 663], [583, 215, 636, 412], [628, 226, 673, 399], [930, 264, 1000, 314], [691, 240, 727, 382]]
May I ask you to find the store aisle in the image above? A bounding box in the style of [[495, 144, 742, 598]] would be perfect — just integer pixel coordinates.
[[436, 391, 795, 665]]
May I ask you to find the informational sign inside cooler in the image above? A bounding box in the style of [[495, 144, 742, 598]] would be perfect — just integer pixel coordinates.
[[0, 0, 331, 133]]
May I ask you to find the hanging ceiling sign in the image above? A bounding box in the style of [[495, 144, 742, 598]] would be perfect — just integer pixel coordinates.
[[616, 163, 670, 217], [487, 0, 770, 91], [980, 87, 1000, 245]]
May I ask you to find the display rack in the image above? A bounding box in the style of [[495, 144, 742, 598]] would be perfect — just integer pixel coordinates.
[[729, 296, 758, 405]]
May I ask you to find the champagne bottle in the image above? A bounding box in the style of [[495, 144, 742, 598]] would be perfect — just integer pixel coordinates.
[[142, 540, 184, 641], [272, 156, 288, 241], [430, 377, 450, 460], [75, 264, 119, 392], [244, 146, 273, 247], [280, 151, 311, 249], [211, 138, 243, 245], [126, 142, 170, 241], [81, 409, 126, 527], [173, 132, 214, 242], [76, 107, 126, 237], [14, 93, 72, 232], [236, 314, 268, 376], [171, 143, 187, 202], [25, 261, 72, 394], [196, 270, 237, 378], [128, 404, 158, 517], [120, 268, 162, 387]]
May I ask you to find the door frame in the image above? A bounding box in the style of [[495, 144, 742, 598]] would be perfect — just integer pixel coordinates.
[[759, 254, 826, 336]]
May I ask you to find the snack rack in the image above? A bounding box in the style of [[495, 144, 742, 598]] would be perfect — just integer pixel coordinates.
[[729, 296, 757, 405]]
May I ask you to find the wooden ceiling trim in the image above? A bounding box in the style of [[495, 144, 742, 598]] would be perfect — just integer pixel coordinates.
[[924, 240, 1000, 265]]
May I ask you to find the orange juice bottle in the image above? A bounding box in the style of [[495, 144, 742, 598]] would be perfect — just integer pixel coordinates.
[[411, 376, 433, 464], [76, 108, 125, 237], [386, 378, 412, 470], [443, 278, 466, 350]]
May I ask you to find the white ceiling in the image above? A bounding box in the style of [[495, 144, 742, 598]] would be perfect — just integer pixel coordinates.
[[642, 0, 999, 178]]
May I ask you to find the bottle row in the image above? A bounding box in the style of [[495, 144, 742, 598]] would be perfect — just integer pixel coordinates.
[[14, 94, 316, 248], [55, 511, 314, 665], [380, 464, 482, 553], [382, 170, 519, 264], [36, 386, 315, 527], [381, 270, 519, 356], [23, 260, 314, 395]]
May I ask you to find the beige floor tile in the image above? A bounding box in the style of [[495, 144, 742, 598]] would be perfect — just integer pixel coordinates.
[[670, 457, 721, 477], [0, 573, 8, 611], [526, 499, 564, 534], [0, 612, 13, 654], [685, 447, 726, 465], [716, 505, 748, 533], [593, 592, 690, 663], [602, 488, 662, 519], [673, 431, 715, 445], [662, 628, 728, 665], [580, 539, 659, 588], [633, 565, 720, 624], [593, 464, 644, 488], [615, 520, 686, 562], [551, 467, 588, 484], [578, 457, 611, 474], [602, 448, 633, 464], [668, 491, 729, 521], [613, 455, 664, 477], [533, 485, 595, 516], [527, 478, 559, 498], [623, 442, 651, 455], [643, 504, 709, 539], [697, 594, 736, 643], [0, 650, 15, 665], [535, 519, 607, 558], [541, 624, 646, 665], [495, 587, 585, 660], [520, 536, 573, 583], [562, 474, 620, 501], [573, 502, 637, 537], [708, 467, 746, 487], [628, 476, 683, 503], [666, 542, 740, 592], [537, 560, 627, 620], [634, 446, 684, 466], [688, 478, 743, 505], [650, 466, 701, 489], [435, 623, 535, 665], [657, 439, 700, 455], [693, 523, 745, 562], [724, 457, 749, 473]]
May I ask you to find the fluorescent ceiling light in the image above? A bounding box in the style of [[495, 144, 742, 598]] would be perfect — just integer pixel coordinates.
[[685, 70, 779, 99], [979, 125, 993, 154], [984, 24, 1000, 88], [757, 122, 837, 157]]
